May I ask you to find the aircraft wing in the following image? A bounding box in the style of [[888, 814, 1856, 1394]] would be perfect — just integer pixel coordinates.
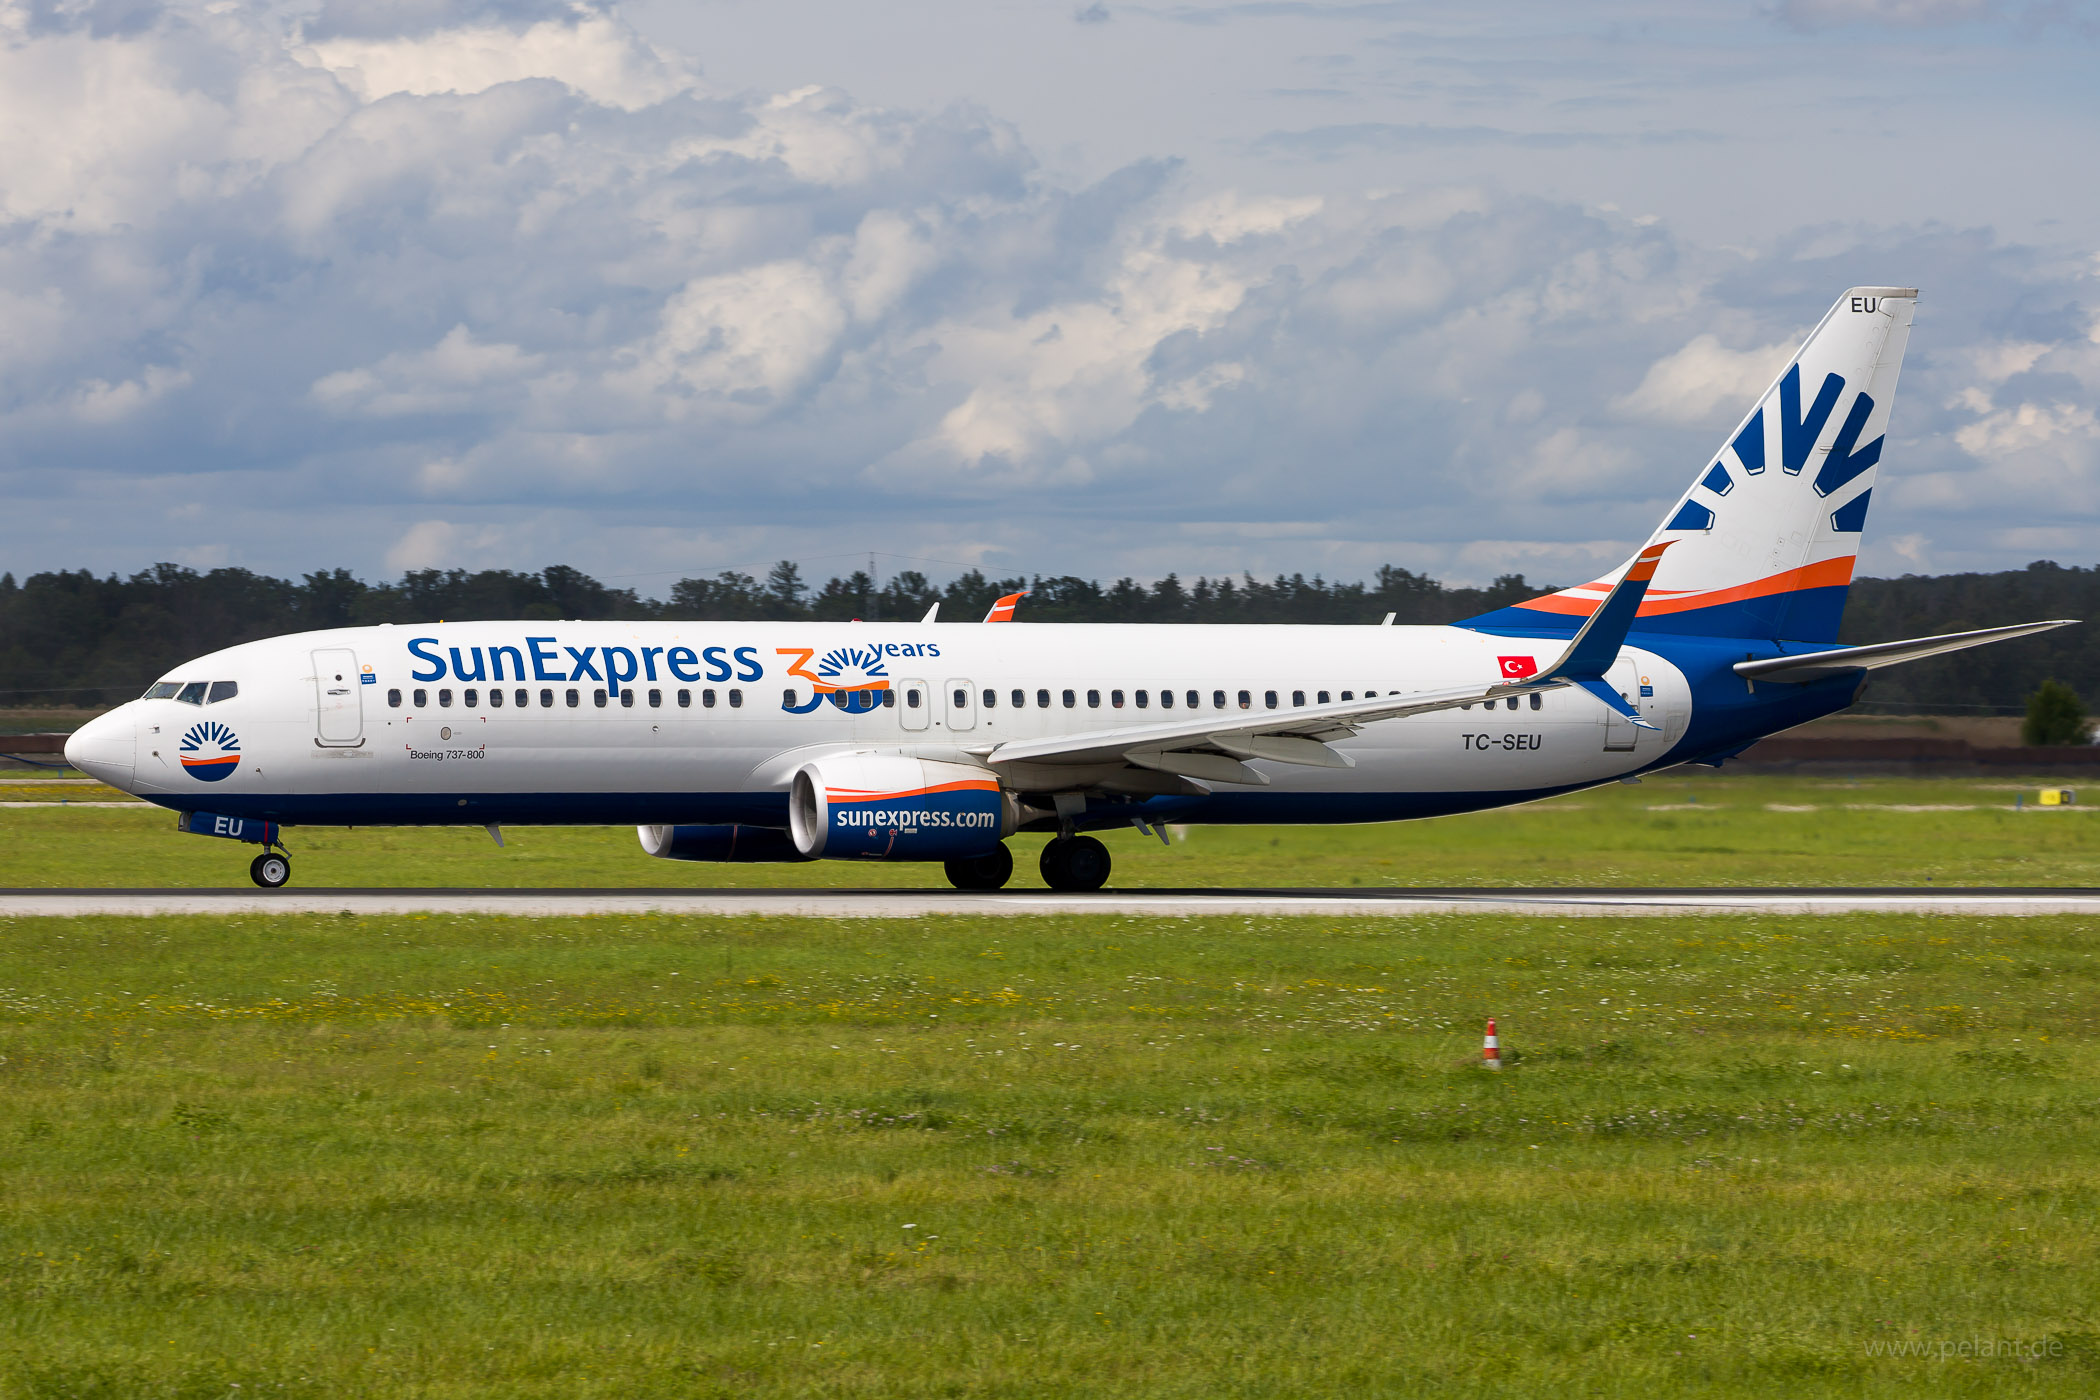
[[974, 676, 1570, 785], [1732, 619, 2077, 684], [976, 541, 1678, 787]]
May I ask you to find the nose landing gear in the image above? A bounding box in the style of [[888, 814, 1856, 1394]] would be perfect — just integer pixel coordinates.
[[249, 850, 292, 888]]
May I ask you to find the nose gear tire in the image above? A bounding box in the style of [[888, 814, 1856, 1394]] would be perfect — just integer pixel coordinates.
[[250, 852, 291, 889]]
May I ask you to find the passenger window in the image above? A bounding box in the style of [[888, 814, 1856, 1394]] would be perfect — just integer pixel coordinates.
[[882, 690, 895, 708], [593, 689, 607, 708], [620, 690, 634, 708], [1011, 689, 1025, 708], [983, 689, 996, 708], [1291, 690, 1304, 707], [1341, 691, 1354, 701], [1159, 690, 1173, 709], [1238, 690, 1251, 710], [1505, 695, 1518, 711], [701, 689, 714, 708], [906, 688, 921, 709], [649, 689, 662, 708], [953, 688, 968, 708], [144, 682, 180, 699], [1529, 692, 1542, 710], [413, 688, 428, 708], [784, 688, 799, 708], [1264, 690, 1278, 709], [1086, 689, 1101, 709], [729, 689, 743, 708], [1317, 690, 1330, 704], [439, 689, 453, 708], [1038, 689, 1051, 708], [539, 689, 553, 707], [387, 688, 402, 708], [1063, 689, 1076, 709], [177, 681, 208, 705], [1212, 690, 1225, 709], [515, 689, 527, 707], [489, 689, 503, 708], [1187, 690, 1199, 709], [565, 689, 579, 708], [1135, 690, 1148, 708], [208, 681, 238, 703], [678, 689, 692, 708], [464, 689, 478, 708], [1110, 689, 1123, 708]]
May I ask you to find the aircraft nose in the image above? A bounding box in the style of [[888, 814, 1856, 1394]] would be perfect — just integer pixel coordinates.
[[65, 706, 137, 790]]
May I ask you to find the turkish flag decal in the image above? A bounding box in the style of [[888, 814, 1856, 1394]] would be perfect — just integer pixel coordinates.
[[1498, 655, 1538, 680]]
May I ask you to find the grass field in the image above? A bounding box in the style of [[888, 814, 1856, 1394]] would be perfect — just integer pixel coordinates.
[[5, 770, 2099, 887], [5, 771, 2098, 1395], [3, 908, 2098, 1397]]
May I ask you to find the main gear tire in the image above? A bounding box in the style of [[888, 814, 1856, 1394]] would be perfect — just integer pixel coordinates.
[[943, 844, 1014, 891], [1039, 835, 1110, 892]]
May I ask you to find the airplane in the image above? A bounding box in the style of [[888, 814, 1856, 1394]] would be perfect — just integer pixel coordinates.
[[66, 286, 2073, 891]]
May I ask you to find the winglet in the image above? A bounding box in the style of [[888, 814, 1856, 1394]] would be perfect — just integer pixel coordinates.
[[1544, 541, 1671, 729], [983, 590, 1029, 623], [1548, 541, 1671, 680]]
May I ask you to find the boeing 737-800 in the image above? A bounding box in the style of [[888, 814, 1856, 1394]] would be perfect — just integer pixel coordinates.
[[66, 288, 2072, 890]]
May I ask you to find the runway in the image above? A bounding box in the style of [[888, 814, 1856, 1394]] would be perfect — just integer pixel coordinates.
[[5, 887, 2100, 917]]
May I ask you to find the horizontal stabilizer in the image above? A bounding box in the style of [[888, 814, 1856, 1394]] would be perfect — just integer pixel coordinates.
[[1734, 619, 2077, 684]]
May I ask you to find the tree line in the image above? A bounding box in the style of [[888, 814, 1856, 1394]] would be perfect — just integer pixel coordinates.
[[1, 558, 2093, 712]]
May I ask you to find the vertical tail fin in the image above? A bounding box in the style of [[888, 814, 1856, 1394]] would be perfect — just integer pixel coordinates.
[[1468, 287, 1917, 643]]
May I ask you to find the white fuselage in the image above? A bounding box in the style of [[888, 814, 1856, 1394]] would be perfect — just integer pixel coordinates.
[[68, 620, 1692, 829]]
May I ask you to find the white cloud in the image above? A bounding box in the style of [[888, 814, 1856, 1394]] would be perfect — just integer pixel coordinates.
[[1611, 334, 1794, 425], [0, 0, 2096, 591], [313, 326, 544, 417], [71, 365, 191, 423], [1955, 401, 2100, 458], [1771, 0, 2000, 27]]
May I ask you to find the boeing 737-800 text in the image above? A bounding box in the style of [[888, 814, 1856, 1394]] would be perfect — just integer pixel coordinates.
[[65, 288, 2073, 889]]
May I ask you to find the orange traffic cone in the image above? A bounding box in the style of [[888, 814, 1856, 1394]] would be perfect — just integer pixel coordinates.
[[1483, 1018, 1501, 1070]]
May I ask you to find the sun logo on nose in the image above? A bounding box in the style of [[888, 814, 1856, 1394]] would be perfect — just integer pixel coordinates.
[[813, 646, 891, 693], [178, 721, 240, 782]]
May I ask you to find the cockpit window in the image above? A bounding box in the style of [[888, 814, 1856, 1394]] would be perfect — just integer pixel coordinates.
[[143, 682, 180, 699], [207, 681, 238, 704], [176, 682, 208, 705]]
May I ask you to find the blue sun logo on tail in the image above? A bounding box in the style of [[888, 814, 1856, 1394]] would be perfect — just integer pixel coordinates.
[[179, 720, 240, 782]]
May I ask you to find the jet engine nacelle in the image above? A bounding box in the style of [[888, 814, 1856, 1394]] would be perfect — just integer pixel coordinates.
[[637, 824, 810, 862], [788, 755, 1017, 860]]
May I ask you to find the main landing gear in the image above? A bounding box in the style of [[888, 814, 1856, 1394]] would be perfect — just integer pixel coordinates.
[[1038, 835, 1110, 893], [249, 850, 291, 889], [944, 844, 1013, 891], [942, 837, 1113, 892]]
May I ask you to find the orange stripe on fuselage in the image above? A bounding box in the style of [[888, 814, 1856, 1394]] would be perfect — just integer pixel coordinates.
[[826, 779, 999, 802], [1513, 556, 1858, 619]]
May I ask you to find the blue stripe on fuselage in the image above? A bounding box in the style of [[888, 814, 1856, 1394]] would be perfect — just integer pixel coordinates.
[[1463, 585, 1852, 645]]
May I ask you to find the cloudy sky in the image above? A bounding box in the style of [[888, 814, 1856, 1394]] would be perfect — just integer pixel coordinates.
[[2, 0, 2096, 593]]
